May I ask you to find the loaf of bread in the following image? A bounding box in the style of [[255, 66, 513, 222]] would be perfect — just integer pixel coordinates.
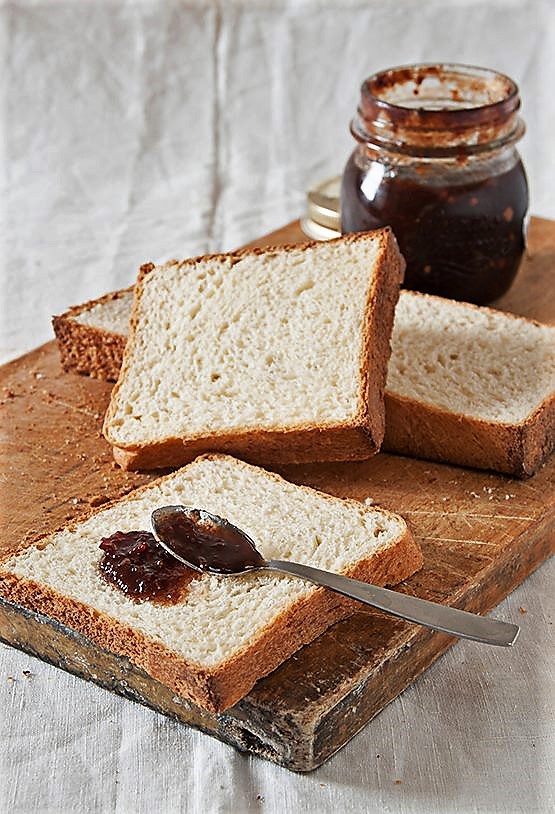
[[102, 230, 404, 470], [0, 454, 422, 713], [54, 282, 555, 477]]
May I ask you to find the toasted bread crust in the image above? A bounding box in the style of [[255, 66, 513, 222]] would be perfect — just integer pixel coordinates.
[[0, 454, 423, 713], [103, 230, 405, 471]]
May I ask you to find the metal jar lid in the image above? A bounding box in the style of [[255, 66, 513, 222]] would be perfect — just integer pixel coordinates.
[[301, 176, 341, 241]]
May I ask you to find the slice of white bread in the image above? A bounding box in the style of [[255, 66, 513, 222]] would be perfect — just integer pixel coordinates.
[[0, 454, 422, 713], [54, 286, 555, 477], [102, 230, 404, 470], [385, 292, 555, 476]]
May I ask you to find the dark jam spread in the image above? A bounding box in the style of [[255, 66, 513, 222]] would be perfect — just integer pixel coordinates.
[[99, 530, 195, 603], [152, 506, 264, 574], [341, 157, 528, 303]]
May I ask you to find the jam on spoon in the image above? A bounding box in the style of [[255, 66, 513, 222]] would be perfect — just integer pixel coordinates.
[[150, 506, 264, 574]]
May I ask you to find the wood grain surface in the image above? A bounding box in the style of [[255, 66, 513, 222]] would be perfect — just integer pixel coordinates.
[[0, 217, 554, 771]]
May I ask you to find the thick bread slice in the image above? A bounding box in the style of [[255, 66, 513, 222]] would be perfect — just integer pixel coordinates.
[[103, 229, 404, 470], [0, 454, 422, 713], [54, 285, 555, 477], [384, 292, 555, 477]]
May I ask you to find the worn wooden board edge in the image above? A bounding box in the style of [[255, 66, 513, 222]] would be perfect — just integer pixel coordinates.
[[1, 507, 552, 772], [0, 598, 281, 762]]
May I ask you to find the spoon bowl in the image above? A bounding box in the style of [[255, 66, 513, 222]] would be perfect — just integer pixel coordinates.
[[151, 505, 265, 574], [151, 505, 520, 647]]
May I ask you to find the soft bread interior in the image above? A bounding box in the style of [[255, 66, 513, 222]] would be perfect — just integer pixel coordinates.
[[388, 292, 555, 424], [75, 290, 134, 335], [72, 287, 554, 430], [105, 237, 385, 447]]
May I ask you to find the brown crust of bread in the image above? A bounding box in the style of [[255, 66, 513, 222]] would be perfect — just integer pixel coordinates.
[[0, 454, 423, 713], [103, 230, 405, 471], [52, 288, 133, 381], [112, 425, 381, 471], [384, 389, 555, 477]]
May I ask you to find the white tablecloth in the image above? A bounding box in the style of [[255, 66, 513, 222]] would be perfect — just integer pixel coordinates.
[[1, 2, 554, 811]]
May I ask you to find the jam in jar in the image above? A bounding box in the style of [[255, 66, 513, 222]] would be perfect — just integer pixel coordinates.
[[341, 64, 529, 304]]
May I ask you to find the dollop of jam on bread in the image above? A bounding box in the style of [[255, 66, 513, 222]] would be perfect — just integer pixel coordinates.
[[99, 530, 194, 603]]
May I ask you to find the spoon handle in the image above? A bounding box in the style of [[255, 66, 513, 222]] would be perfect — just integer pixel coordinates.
[[265, 559, 519, 647]]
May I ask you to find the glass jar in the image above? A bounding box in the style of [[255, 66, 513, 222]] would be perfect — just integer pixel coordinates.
[[340, 64, 529, 304]]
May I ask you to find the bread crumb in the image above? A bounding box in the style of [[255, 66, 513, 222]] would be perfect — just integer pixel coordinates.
[[519, 606, 527, 614], [22, 670, 32, 678], [364, 497, 375, 506], [394, 779, 403, 785], [7, 676, 15, 683], [89, 495, 110, 507]]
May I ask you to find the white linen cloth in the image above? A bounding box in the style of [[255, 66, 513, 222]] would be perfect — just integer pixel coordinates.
[[1, 1, 554, 811]]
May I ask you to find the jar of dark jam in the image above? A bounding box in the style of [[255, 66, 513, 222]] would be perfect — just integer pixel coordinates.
[[341, 64, 529, 304]]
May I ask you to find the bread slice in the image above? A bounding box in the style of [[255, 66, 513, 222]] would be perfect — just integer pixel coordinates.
[[53, 288, 133, 381], [0, 454, 422, 713], [384, 292, 555, 477], [102, 230, 404, 470], [54, 282, 555, 477]]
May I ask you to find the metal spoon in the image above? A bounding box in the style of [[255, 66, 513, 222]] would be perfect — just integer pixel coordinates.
[[151, 505, 519, 647]]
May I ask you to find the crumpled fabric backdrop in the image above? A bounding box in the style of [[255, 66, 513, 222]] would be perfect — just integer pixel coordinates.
[[1, 1, 554, 812]]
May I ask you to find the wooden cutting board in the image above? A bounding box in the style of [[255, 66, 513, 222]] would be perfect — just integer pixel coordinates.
[[1, 218, 554, 772]]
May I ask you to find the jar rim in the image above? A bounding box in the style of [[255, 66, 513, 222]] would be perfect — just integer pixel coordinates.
[[355, 63, 524, 157], [361, 63, 520, 122]]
